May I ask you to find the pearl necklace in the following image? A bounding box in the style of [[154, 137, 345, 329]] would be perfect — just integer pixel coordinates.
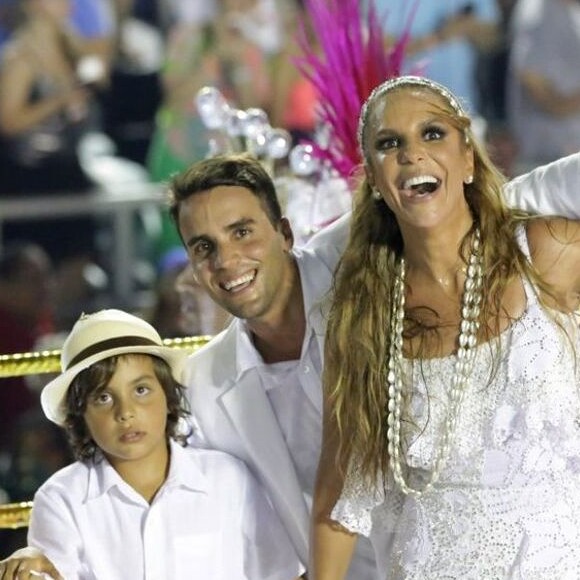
[[386, 229, 483, 496]]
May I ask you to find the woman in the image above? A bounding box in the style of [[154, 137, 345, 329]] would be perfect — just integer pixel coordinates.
[[312, 76, 580, 578]]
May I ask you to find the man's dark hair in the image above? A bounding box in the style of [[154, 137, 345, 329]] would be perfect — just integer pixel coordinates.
[[168, 153, 283, 229], [64, 354, 190, 460]]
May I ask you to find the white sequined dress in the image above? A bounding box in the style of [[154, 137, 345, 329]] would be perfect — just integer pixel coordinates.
[[332, 230, 580, 579]]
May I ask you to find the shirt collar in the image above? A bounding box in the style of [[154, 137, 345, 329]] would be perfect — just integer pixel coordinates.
[[85, 440, 209, 502], [235, 318, 264, 376], [163, 440, 209, 494]]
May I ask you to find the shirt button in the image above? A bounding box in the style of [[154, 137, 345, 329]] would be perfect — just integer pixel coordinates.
[[304, 365, 310, 373]]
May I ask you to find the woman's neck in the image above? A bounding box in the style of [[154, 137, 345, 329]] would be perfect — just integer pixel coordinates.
[[401, 216, 475, 294]]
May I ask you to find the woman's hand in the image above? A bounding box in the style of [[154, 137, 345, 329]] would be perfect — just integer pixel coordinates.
[[0, 547, 63, 580]]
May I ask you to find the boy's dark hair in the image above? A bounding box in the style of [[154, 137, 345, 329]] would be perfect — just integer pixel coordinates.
[[168, 153, 283, 230], [64, 354, 190, 460]]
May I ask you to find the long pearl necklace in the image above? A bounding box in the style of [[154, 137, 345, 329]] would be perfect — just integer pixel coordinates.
[[386, 229, 483, 497]]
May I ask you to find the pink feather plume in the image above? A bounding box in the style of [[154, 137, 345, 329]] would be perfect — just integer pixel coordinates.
[[295, 0, 412, 180]]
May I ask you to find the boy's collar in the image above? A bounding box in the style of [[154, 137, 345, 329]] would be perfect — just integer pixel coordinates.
[[84, 441, 209, 503]]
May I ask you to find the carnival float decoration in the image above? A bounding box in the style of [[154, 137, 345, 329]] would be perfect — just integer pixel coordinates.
[[192, 0, 408, 244]]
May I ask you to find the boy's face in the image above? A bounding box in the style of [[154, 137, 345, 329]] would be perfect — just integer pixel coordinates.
[[83, 355, 169, 471]]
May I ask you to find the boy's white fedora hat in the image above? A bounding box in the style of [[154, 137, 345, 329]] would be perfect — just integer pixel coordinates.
[[41, 309, 188, 426]]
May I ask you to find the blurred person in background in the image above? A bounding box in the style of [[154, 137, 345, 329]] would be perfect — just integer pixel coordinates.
[[507, 0, 580, 172], [0, 0, 103, 194], [0, 242, 55, 455], [148, 247, 230, 339], [0, 0, 108, 321], [99, 0, 164, 165], [174, 262, 231, 337], [148, 0, 273, 183], [145, 0, 274, 268], [270, 0, 320, 145], [147, 247, 191, 339], [375, 0, 500, 120], [0, 0, 105, 194]]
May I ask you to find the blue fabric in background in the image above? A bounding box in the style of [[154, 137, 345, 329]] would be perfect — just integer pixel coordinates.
[[370, 0, 499, 116], [0, 0, 113, 50], [70, 0, 114, 38]]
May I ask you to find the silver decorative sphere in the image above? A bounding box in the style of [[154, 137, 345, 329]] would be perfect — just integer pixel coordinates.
[[289, 143, 319, 176], [196, 87, 230, 130]]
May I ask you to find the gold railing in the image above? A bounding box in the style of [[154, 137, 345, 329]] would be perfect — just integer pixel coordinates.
[[0, 335, 211, 378], [0, 335, 211, 529], [0, 501, 34, 529]]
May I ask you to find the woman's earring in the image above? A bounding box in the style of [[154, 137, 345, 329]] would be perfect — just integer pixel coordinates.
[[372, 189, 382, 200], [464, 175, 474, 185]]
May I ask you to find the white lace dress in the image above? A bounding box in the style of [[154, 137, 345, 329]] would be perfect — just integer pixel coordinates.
[[332, 232, 580, 579]]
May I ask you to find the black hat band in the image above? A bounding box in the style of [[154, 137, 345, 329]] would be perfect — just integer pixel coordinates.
[[66, 336, 161, 370]]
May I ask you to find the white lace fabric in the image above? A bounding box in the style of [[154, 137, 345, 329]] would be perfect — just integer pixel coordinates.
[[332, 230, 580, 579]]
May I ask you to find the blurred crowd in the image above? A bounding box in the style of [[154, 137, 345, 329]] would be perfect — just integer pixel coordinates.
[[1, 0, 579, 554]]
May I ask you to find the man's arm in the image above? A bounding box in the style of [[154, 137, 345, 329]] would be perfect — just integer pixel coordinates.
[[503, 152, 580, 218], [301, 153, 580, 267]]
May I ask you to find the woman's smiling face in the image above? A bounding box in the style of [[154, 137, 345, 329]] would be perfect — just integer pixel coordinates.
[[364, 87, 474, 233]]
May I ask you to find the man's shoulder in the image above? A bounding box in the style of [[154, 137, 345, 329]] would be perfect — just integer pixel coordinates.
[[184, 320, 240, 389], [184, 446, 250, 483], [190, 321, 237, 358], [302, 212, 350, 252], [294, 212, 350, 279]]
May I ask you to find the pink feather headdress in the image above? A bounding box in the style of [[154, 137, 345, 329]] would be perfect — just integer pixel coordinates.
[[295, 0, 412, 180]]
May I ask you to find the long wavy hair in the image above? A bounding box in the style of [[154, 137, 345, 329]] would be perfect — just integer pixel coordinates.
[[324, 79, 556, 487]]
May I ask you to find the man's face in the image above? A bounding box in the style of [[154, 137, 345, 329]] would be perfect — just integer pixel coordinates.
[[177, 186, 294, 325]]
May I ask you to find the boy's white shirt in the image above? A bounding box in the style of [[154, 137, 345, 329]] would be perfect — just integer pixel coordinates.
[[186, 152, 580, 575], [27, 441, 303, 580]]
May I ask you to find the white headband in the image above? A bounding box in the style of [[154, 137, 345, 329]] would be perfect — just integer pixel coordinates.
[[358, 75, 468, 163]]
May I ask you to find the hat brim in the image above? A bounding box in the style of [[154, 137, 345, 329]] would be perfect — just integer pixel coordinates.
[[41, 345, 188, 426]]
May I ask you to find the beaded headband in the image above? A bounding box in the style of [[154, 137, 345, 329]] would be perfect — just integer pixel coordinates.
[[358, 75, 468, 163]]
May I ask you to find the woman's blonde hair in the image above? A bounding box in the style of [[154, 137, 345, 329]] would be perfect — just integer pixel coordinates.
[[324, 77, 548, 487]]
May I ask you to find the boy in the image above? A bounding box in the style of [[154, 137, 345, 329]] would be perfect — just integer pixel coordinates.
[[0, 309, 302, 580]]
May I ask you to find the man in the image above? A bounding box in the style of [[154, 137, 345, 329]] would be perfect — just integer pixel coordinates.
[[4, 151, 580, 578], [169, 154, 360, 573]]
